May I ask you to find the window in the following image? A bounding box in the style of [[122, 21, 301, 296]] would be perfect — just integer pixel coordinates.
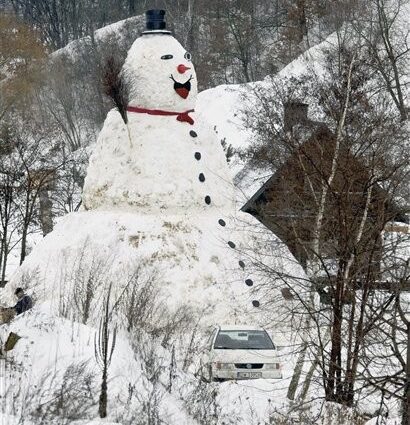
[[214, 330, 275, 350]]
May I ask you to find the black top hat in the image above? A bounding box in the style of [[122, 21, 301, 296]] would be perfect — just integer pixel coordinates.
[[143, 10, 171, 34]]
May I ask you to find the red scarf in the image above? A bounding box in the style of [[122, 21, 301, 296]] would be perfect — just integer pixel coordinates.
[[127, 106, 195, 125]]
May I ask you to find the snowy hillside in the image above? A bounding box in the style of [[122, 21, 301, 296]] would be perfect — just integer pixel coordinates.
[[198, 4, 410, 203], [196, 37, 330, 202]]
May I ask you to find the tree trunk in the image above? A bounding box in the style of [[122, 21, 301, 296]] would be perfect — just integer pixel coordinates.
[[0, 217, 9, 282], [326, 295, 343, 401], [128, 0, 136, 15], [98, 366, 108, 418], [20, 223, 28, 265], [300, 356, 319, 401], [402, 322, 410, 425], [287, 341, 307, 400], [376, 0, 408, 122], [0, 236, 4, 283], [38, 188, 53, 236], [0, 184, 12, 283], [82, 276, 94, 324], [296, 0, 308, 44], [20, 185, 32, 265], [1, 244, 8, 284]]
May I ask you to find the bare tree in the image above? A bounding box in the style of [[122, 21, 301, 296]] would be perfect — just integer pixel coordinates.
[[66, 241, 113, 324], [0, 128, 20, 283], [240, 29, 410, 410], [353, 0, 410, 121], [13, 135, 65, 264], [94, 282, 117, 419]]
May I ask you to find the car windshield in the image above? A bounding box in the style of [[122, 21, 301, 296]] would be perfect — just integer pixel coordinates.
[[214, 330, 275, 350]]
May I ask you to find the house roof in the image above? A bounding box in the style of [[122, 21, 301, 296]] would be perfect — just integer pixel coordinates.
[[242, 125, 408, 224]]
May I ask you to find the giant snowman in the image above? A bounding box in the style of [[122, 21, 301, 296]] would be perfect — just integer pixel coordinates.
[[8, 11, 302, 327], [0, 13, 305, 424]]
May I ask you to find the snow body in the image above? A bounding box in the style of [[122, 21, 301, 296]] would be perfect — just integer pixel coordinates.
[[14, 209, 267, 323], [83, 33, 232, 212], [78, 31, 295, 325], [82, 110, 234, 213], [68, 33, 263, 324], [6, 31, 303, 324], [6, 29, 306, 329], [2, 29, 305, 425]]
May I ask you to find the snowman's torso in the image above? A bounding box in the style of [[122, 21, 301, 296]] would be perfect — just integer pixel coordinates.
[[83, 111, 234, 214], [11, 207, 262, 326]]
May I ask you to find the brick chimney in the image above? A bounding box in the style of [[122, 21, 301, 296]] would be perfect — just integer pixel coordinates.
[[284, 101, 309, 132]]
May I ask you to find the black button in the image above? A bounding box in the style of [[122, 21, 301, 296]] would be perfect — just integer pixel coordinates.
[[252, 300, 260, 307], [245, 279, 253, 286], [190, 130, 197, 138], [205, 195, 211, 204], [199, 173, 205, 182], [239, 260, 245, 269], [228, 241, 236, 248], [194, 152, 201, 160], [218, 219, 226, 227]]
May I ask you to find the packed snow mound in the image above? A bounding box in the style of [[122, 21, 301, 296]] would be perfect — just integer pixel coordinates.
[[7, 209, 303, 329], [0, 305, 198, 425], [82, 30, 231, 213], [82, 110, 234, 213], [4, 205, 304, 423]]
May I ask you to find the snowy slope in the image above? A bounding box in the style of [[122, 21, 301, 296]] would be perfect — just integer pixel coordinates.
[[196, 39, 329, 202], [0, 304, 199, 425], [51, 15, 144, 60], [1, 208, 303, 424], [197, 12, 410, 202]]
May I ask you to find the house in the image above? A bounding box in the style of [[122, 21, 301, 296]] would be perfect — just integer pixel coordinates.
[[241, 102, 408, 290]]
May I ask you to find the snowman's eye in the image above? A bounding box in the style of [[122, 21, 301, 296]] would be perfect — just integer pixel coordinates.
[[161, 54, 173, 60], [184, 52, 192, 61]]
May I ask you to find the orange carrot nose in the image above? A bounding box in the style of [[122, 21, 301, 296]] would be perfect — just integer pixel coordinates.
[[177, 64, 191, 74]]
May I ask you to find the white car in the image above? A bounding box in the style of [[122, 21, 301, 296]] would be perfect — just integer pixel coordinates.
[[201, 325, 282, 381]]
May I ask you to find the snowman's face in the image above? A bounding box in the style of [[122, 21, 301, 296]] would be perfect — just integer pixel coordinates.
[[122, 34, 198, 111]]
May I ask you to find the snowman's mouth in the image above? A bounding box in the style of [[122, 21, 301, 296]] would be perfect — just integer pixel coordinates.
[[170, 75, 193, 99]]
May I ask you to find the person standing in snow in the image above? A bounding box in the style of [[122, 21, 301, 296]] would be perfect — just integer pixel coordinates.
[[13, 288, 33, 315]]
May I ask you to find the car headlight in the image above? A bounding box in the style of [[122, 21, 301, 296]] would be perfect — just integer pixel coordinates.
[[265, 363, 281, 370], [213, 362, 233, 370]]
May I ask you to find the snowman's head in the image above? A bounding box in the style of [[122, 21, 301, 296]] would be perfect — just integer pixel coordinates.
[[122, 33, 198, 111]]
